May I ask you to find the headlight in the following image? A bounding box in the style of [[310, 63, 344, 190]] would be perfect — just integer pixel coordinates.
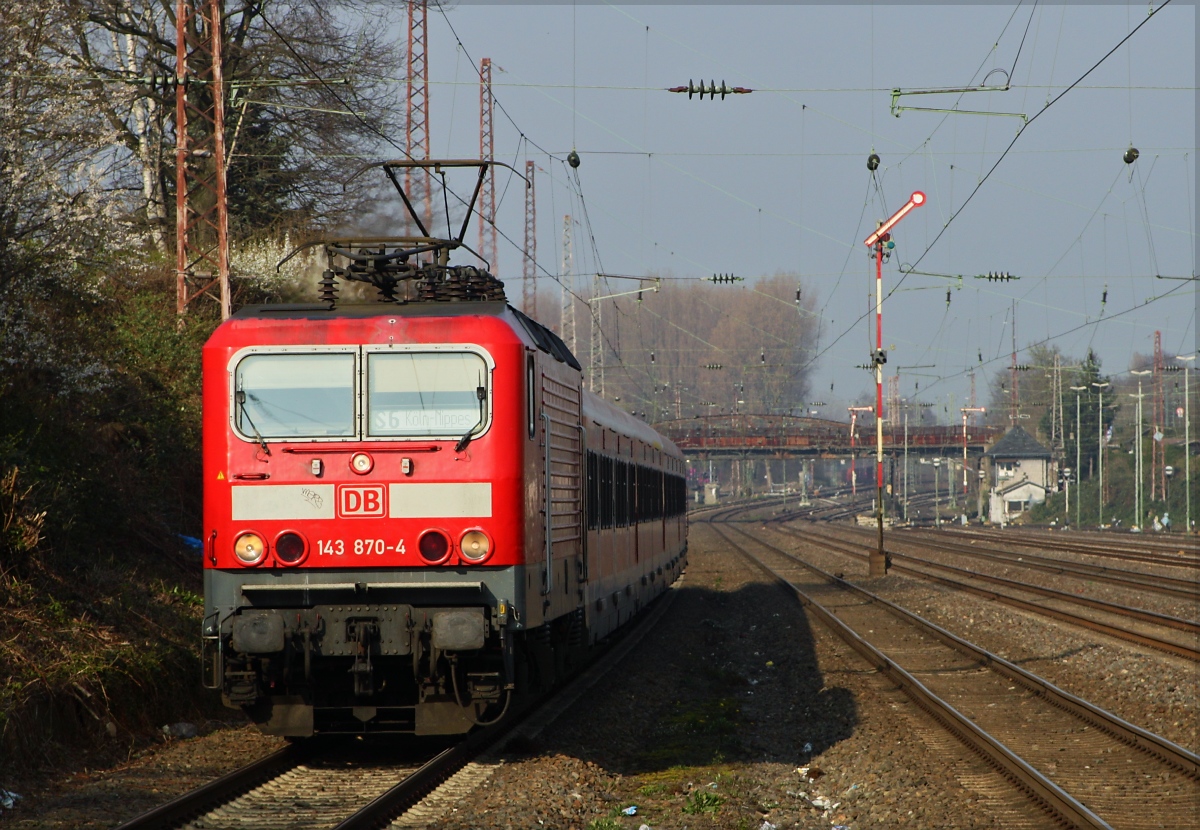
[[274, 531, 307, 565], [418, 529, 450, 564], [459, 529, 492, 562], [234, 532, 267, 566], [350, 452, 374, 474]]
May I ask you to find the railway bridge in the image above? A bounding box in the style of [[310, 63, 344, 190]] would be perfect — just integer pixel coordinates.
[[654, 414, 1005, 505], [656, 414, 1002, 456]]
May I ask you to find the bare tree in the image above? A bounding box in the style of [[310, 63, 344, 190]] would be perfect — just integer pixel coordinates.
[[599, 274, 819, 421], [1, 0, 134, 389], [57, 0, 407, 248], [985, 343, 1069, 438]]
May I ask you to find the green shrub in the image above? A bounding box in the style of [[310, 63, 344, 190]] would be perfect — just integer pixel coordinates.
[[682, 789, 725, 815]]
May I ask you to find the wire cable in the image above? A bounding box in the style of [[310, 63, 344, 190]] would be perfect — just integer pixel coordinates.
[[892, 0, 1173, 293], [794, 0, 1176, 392]]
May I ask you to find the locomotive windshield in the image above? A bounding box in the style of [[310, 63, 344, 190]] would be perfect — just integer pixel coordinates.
[[367, 352, 488, 437], [234, 353, 356, 438]]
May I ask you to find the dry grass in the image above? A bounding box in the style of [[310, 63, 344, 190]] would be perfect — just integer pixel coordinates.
[[0, 509, 219, 780]]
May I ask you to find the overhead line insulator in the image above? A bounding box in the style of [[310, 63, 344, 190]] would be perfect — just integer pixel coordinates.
[[668, 80, 753, 99]]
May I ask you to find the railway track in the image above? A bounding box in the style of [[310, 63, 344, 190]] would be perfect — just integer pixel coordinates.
[[115, 577, 684, 830], [704, 512, 1200, 830], [942, 526, 1200, 570], [861, 524, 1200, 601], [771, 521, 1200, 662], [112, 732, 483, 830]]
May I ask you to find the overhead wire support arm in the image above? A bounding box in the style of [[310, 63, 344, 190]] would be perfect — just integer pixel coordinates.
[[595, 273, 660, 282], [889, 74, 1026, 122], [588, 282, 661, 303], [898, 266, 1021, 286], [897, 265, 964, 290]]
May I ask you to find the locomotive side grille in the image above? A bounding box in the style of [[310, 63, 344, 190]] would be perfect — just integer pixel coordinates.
[[543, 375, 582, 548]]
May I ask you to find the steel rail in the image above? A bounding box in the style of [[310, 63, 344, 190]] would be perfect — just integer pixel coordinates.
[[876, 526, 1200, 599], [334, 571, 686, 828], [113, 744, 310, 830], [821, 525, 1200, 631], [973, 526, 1199, 555], [944, 527, 1200, 569], [784, 523, 1200, 661], [118, 571, 687, 830], [331, 738, 483, 830], [708, 516, 1200, 830], [119, 570, 686, 830], [715, 520, 1200, 780], [704, 521, 1115, 830]]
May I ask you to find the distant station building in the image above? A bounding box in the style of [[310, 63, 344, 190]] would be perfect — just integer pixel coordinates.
[[985, 425, 1053, 525]]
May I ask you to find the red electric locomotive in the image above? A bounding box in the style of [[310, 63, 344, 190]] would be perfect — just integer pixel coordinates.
[[200, 161, 688, 736]]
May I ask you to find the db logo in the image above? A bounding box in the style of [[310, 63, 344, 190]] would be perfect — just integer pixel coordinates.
[[337, 484, 386, 518]]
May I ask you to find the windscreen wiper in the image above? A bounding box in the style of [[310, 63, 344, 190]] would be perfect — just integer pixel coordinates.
[[454, 385, 488, 453], [235, 390, 271, 457]]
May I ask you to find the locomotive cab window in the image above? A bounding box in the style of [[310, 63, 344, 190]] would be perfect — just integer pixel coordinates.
[[234, 353, 355, 438], [367, 352, 490, 438]]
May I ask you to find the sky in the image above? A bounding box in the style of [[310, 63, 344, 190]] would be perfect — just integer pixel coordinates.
[[383, 2, 1197, 423]]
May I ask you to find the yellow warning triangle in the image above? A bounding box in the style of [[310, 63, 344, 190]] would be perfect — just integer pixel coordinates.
[[217, 471, 225, 480]]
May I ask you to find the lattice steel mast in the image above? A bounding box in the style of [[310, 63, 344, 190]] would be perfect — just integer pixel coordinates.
[[522, 160, 537, 314], [1009, 300, 1019, 423], [478, 57, 497, 272], [1152, 330, 1166, 500], [175, 0, 230, 320], [405, 1, 432, 233], [560, 215, 575, 354], [590, 276, 603, 394]]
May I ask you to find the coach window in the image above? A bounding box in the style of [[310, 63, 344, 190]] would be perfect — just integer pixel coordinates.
[[234, 353, 355, 439], [367, 351, 489, 438], [615, 461, 628, 527], [527, 354, 536, 439], [586, 452, 599, 530], [600, 455, 614, 529]]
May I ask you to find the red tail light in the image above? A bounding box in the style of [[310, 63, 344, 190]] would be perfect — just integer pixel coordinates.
[[418, 529, 450, 564], [274, 531, 307, 565]]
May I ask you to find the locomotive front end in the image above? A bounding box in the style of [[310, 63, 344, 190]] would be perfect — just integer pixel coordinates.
[[201, 307, 526, 736]]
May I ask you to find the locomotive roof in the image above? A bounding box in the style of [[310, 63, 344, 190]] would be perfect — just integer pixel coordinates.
[[244, 302, 576, 372], [231, 301, 512, 319], [229, 302, 579, 368]]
